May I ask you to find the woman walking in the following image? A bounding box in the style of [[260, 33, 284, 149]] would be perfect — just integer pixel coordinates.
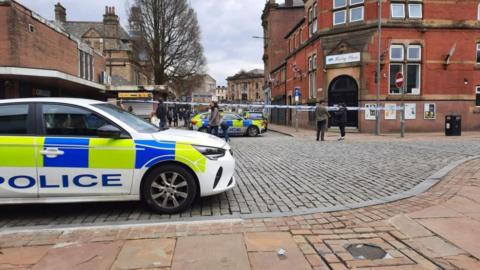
[[315, 100, 330, 141], [208, 101, 220, 136]]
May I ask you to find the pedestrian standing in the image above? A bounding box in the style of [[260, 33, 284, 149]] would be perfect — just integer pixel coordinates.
[[315, 100, 330, 141], [208, 101, 220, 136], [167, 108, 173, 127], [335, 103, 348, 141], [156, 98, 167, 129], [220, 115, 230, 142], [173, 106, 179, 127]]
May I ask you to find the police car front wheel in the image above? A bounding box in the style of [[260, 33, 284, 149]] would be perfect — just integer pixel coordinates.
[[247, 126, 259, 137], [142, 164, 197, 214]]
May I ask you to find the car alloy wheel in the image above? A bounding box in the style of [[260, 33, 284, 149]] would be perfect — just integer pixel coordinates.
[[142, 164, 196, 214], [247, 126, 259, 137], [150, 172, 188, 209]]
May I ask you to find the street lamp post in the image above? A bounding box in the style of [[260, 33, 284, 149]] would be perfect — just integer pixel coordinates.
[[375, 0, 382, 136]]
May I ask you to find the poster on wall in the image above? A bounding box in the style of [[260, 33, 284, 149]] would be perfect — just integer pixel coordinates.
[[405, 103, 416, 120], [384, 103, 397, 120], [424, 103, 436, 119], [364, 104, 377, 120]]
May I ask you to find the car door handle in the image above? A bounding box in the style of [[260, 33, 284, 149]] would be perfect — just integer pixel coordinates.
[[40, 148, 65, 158]]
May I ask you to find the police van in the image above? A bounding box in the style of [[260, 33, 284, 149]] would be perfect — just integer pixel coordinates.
[[0, 98, 236, 213]]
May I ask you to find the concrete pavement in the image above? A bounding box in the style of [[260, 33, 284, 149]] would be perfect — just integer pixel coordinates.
[[1, 159, 480, 269]]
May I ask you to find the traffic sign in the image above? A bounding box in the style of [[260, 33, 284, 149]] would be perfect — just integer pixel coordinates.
[[395, 72, 404, 89]]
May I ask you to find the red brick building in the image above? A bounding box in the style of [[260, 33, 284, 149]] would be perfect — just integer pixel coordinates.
[[0, 0, 107, 99], [266, 0, 480, 132], [262, 0, 305, 124]]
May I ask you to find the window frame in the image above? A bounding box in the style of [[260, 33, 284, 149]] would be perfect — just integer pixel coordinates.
[[333, 0, 364, 26], [407, 45, 422, 61], [390, 44, 405, 61], [389, 63, 404, 95], [408, 3, 423, 19], [333, 10, 347, 25], [391, 3, 406, 19], [36, 102, 130, 138], [476, 86, 480, 107], [349, 6, 364, 22], [389, 44, 422, 95], [476, 43, 480, 64], [0, 103, 35, 136]]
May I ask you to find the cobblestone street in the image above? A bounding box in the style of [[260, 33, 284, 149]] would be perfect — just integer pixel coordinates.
[[1, 132, 479, 229]]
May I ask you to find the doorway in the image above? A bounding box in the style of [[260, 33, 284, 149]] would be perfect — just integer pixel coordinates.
[[328, 75, 359, 127]]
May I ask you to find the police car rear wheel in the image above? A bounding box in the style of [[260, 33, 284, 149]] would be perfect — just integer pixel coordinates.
[[247, 126, 259, 137], [142, 165, 197, 214]]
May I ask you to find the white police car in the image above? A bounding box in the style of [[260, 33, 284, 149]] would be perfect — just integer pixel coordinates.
[[0, 98, 235, 214]]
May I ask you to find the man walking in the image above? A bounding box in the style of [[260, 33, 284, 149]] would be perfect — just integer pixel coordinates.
[[156, 98, 167, 129], [335, 103, 348, 140], [315, 100, 330, 141]]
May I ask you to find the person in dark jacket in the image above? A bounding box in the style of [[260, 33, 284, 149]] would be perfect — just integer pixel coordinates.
[[335, 103, 348, 140], [315, 100, 330, 141], [156, 98, 167, 129]]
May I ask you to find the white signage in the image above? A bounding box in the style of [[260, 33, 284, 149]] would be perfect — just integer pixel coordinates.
[[326, 52, 361, 65], [365, 104, 377, 120], [384, 103, 397, 120], [405, 103, 416, 120]]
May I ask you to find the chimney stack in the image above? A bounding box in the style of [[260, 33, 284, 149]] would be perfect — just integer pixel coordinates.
[[54, 3, 66, 23]]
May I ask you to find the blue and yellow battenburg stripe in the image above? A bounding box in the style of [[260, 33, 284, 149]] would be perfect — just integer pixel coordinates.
[[0, 137, 206, 173]]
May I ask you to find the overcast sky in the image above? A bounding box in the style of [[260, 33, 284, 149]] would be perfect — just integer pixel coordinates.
[[16, 0, 271, 86]]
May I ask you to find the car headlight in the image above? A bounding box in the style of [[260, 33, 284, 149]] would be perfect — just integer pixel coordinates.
[[193, 145, 226, 160]]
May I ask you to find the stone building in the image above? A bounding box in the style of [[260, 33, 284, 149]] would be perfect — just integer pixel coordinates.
[[266, 0, 480, 132], [0, 0, 106, 99], [54, 3, 151, 87], [226, 69, 265, 103], [216, 86, 227, 102]]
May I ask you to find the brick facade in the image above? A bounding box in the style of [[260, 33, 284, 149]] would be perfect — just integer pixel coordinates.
[[265, 0, 480, 132], [0, 0, 106, 99], [227, 70, 265, 103]]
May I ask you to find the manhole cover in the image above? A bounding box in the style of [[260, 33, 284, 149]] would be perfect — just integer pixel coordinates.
[[346, 244, 388, 260]]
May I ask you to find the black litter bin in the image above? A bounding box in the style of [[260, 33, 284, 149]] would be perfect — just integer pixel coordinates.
[[445, 115, 462, 136]]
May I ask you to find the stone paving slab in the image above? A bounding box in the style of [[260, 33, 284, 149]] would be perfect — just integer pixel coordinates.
[[171, 234, 250, 270], [32, 241, 123, 270], [111, 239, 175, 270]]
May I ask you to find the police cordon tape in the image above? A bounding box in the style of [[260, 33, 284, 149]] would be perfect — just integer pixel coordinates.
[[121, 100, 405, 112]]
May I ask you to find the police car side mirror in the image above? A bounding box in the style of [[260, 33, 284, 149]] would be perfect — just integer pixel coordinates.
[[97, 125, 122, 139]]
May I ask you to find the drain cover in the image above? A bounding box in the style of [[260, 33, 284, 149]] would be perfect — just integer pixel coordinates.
[[346, 244, 387, 260]]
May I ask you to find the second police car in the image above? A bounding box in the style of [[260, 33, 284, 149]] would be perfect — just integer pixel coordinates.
[[0, 98, 235, 214], [191, 112, 267, 137]]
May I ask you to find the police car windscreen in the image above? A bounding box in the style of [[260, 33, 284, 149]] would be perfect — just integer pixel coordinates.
[[94, 103, 159, 133]]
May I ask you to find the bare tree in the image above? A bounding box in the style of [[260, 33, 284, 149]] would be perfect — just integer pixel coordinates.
[[129, 0, 206, 86]]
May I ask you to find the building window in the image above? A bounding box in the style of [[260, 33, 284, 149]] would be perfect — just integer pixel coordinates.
[[389, 44, 422, 95], [478, 4, 480, 20], [308, 2, 318, 37], [79, 50, 93, 81], [391, 1, 423, 19], [333, 0, 364, 26], [28, 24, 35, 33], [476, 86, 480, 106], [476, 43, 480, 64], [308, 54, 317, 99]]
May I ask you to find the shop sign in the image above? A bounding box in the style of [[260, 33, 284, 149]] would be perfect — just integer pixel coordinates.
[[326, 52, 361, 65], [118, 92, 152, 99]]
